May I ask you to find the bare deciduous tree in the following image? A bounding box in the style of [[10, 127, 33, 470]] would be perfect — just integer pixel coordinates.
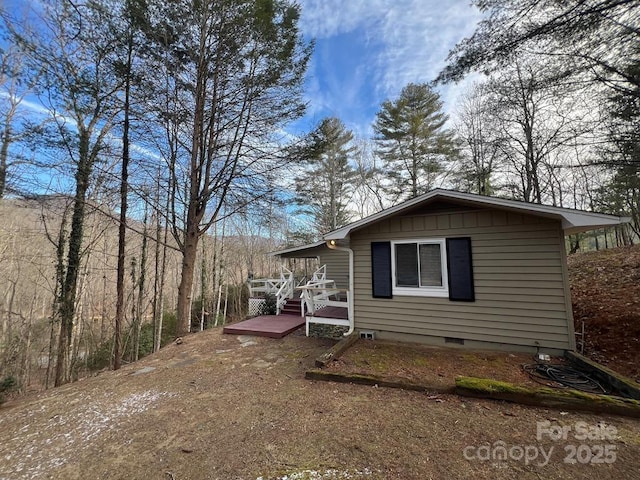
[[140, 0, 311, 336], [486, 61, 593, 204], [452, 82, 501, 195], [8, 0, 122, 385]]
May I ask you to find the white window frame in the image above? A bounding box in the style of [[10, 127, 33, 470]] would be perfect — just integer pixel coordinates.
[[391, 238, 449, 297]]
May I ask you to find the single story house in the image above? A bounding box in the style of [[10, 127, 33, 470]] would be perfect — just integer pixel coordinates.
[[272, 189, 629, 354]]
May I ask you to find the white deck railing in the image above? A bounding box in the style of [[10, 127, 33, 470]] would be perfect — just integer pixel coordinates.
[[310, 264, 326, 283], [246, 264, 353, 327], [275, 269, 294, 314], [298, 285, 352, 336], [247, 266, 294, 315]]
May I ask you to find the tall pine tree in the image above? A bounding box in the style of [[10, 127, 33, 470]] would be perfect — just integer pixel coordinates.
[[295, 117, 356, 234], [373, 83, 458, 200]]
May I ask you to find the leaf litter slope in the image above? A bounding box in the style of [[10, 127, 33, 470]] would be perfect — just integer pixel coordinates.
[[1, 329, 640, 479], [568, 244, 640, 381]]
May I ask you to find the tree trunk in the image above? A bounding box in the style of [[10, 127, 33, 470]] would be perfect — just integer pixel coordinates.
[[45, 318, 57, 390], [0, 123, 10, 199], [55, 132, 91, 387], [175, 53, 207, 338], [569, 235, 580, 254], [153, 173, 170, 352], [2, 281, 16, 372], [46, 207, 68, 389], [222, 284, 229, 325], [152, 212, 161, 349], [200, 239, 206, 331], [100, 236, 108, 344], [114, 38, 133, 370], [135, 206, 148, 361], [70, 258, 91, 380], [129, 257, 137, 363], [1, 287, 10, 355], [176, 221, 199, 337], [22, 292, 36, 390]]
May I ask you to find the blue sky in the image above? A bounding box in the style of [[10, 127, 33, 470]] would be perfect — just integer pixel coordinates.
[[293, 0, 485, 137], [2, 0, 484, 145]]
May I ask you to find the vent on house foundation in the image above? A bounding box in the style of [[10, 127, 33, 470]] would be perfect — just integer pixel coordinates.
[[360, 331, 375, 340], [445, 337, 465, 345]]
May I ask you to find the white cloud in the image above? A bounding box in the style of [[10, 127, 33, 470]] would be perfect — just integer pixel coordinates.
[[299, 0, 388, 38], [0, 91, 50, 116], [367, 1, 483, 97], [298, 0, 485, 132]]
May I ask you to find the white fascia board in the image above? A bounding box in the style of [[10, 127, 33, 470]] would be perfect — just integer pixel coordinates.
[[561, 213, 632, 234]]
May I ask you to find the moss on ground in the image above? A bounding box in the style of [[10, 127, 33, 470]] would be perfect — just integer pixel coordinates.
[[456, 376, 640, 415], [349, 349, 393, 372], [622, 430, 640, 446], [412, 357, 429, 367], [456, 376, 529, 394]]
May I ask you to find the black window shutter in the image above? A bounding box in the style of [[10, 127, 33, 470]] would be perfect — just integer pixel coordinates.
[[446, 237, 475, 302], [371, 241, 392, 298]]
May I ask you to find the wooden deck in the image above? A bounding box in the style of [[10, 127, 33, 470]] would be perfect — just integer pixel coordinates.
[[305, 305, 350, 336], [313, 306, 348, 319], [222, 314, 305, 338]]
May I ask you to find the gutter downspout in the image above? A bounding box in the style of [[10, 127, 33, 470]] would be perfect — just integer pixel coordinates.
[[326, 240, 355, 336]]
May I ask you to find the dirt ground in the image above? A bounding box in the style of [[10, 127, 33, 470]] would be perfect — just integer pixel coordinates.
[[568, 245, 640, 381], [324, 340, 560, 390], [1, 328, 640, 480]]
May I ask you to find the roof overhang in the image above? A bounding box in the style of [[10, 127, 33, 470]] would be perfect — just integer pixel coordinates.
[[324, 189, 631, 240], [268, 240, 328, 258]]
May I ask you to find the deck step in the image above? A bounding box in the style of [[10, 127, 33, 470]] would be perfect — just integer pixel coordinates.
[[223, 315, 304, 338], [280, 298, 302, 316]]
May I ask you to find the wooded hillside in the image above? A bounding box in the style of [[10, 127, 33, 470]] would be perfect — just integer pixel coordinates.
[[569, 244, 640, 381], [0, 197, 283, 395]]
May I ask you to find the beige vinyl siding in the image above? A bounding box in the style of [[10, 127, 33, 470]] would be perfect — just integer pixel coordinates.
[[351, 207, 575, 351], [319, 249, 350, 289]]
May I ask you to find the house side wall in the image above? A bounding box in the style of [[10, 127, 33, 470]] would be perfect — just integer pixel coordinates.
[[318, 249, 350, 290], [559, 238, 577, 350], [350, 208, 574, 352]]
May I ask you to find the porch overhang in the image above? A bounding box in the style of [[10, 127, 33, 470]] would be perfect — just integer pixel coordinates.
[[268, 240, 328, 259]]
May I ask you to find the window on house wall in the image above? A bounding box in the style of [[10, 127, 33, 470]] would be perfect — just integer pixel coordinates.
[[391, 239, 448, 297], [371, 237, 474, 301]]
